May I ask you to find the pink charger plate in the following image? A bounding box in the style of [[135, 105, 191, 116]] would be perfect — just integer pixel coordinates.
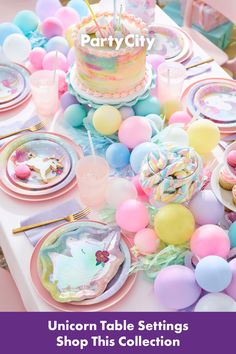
[[0, 64, 32, 113], [0, 132, 83, 202], [181, 77, 236, 134], [30, 222, 137, 312], [0, 93, 31, 113]]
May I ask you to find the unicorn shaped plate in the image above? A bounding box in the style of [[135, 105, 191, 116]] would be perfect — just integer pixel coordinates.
[[38, 221, 125, 303], [7, 140, 71, 190], [194, 82, 236, 123], [0, 64, 25, 104]]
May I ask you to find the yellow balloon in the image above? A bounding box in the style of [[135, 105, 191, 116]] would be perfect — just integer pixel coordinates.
[[64, 25, 76, 48], [93, 105, 122, 136], [161, 100, 182, 121], [154, 204, 195, 245], [187, 120, 220, 155]]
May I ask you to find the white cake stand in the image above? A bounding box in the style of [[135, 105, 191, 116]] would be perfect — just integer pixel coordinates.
[[66, 64, 154, 109]]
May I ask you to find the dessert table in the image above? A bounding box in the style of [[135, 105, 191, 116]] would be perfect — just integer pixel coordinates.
[[0, 1, 231, 312]]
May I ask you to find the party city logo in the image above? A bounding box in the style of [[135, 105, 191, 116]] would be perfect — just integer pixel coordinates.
[[80, 34, 156, 51]]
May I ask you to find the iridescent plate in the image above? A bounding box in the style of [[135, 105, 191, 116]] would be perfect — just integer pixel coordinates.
[[194, 82, 236, 123], [30, 226, 136, 312], [38, 221, 126, 303], [7, 140, 71, 191], [0, 64, 25, 104], [149, 26, 183, 59], [184, 78, 236, 129], [0, 133, 81, 196], [148, 25, 192, 62], [0, 63, 30, 112]]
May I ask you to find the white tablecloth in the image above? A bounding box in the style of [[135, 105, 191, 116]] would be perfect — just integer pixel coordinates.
[[0, 2, 230, 312]]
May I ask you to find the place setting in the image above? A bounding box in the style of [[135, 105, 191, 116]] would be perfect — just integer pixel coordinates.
[[181, 77, 236, 133], [0, 62, 31, 113], [0, 132, 83, 201]]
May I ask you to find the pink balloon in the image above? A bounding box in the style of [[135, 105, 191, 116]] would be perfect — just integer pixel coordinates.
[[116, 199, 149, 233], [190, 225, 230, 259], [118, 116, 152, 149], [225, 259, 236, 300], [29, 47, 46, 70], [42, 51, 69, 72], [154, 265, 201, 310], [146, 54, 165, 72], [169, 111, 192, 126], [41, 17, 63, 38], [55, 7, 80, 31], [134, 228, 160, 255], [57, 69, 68, 94], [132, 176, 149, 202]]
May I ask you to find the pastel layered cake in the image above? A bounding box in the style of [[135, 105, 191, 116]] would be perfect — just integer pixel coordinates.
[[73, 12, 148, 98]]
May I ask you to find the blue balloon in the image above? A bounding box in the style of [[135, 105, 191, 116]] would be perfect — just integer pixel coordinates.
[[46, 36, 69, 55], [0, 23, 22, 46], [133, 96, 161, 116], [130, 142, 157, 174], [67, 0, 89, 18], [106, 143, 130, 169], [13, 10, 39, 35], [195, 256, 232, 293], [228, 221, 236, 248], [64, 104, 87, 127]]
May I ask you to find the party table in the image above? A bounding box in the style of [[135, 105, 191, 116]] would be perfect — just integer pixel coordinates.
[[0, 1, 231, 312]]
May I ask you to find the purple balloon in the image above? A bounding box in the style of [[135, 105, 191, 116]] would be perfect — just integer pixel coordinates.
[[35, 0, 61, 21], [67, 47, 75, 67], [189, 190, 224, 226], [154, 265, 201, 310], [225, 258, 236, 300], [60, 92, 78, 110]]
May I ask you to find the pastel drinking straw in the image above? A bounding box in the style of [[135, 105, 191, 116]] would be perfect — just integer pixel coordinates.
[[53, 50, 58, 84], [118, 4, 123, 31], [87, 130, 96, 156], [83, 0, 104, 38]]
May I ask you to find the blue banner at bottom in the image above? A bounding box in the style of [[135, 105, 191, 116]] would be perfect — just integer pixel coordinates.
[[0, 312, 234, 354]]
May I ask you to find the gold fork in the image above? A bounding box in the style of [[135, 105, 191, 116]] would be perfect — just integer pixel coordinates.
[[0, 121, 46, 140], [12, 207, 91, 234]]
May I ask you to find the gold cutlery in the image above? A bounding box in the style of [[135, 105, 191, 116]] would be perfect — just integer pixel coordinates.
[[186, 57, 214, 70], [0, 121, 46, 140], [12, 207, 91, 234]]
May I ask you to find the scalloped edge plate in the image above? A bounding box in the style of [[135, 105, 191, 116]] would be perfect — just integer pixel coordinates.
[[30, 222, 136, 312]]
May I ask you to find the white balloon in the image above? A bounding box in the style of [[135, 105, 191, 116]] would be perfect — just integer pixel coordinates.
[[160, 126, 189, 147], [105, 178, 137, 209], [3, 34, 31, 63], [194, 293, 236, 312]]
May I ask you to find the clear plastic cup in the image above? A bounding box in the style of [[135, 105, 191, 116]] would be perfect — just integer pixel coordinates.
[[29, 70, 59, 118], [76, 155, 110, 209]]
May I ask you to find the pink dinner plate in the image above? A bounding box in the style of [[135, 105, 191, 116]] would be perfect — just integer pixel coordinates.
[[30, 224, 137, 312]]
